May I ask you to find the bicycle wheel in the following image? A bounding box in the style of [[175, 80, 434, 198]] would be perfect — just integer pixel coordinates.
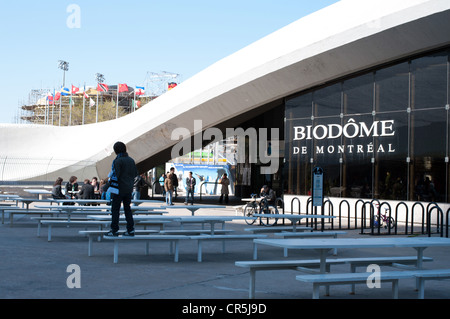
[[259, 206, 279, 227], [387, 217, 396, 229], [244, 205, 257, 225]]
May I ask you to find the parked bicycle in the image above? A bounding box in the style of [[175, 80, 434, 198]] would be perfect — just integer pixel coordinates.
[[243, 193, 279, 226], [373, 205, 396, 229]]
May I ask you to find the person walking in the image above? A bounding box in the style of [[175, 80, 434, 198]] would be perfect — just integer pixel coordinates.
[[164, 171, 174, 205], [185, 171, 196, 205], [159, 173, 166, 196], [170, 167, 179, 201], [219, 173, 230, 204], [105, 141, 139, 237], [132, 173, 152, 204]]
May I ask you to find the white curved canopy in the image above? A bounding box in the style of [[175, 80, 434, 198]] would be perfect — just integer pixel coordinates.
[[1, 0, 449, 181]]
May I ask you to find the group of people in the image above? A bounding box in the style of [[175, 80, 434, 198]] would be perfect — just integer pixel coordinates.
[[162, 167, 197, 205], [51, 175, 103, 201], [161, 168, 232, 206], [55, 140, 273, 238], [52, 142, 139, 237]]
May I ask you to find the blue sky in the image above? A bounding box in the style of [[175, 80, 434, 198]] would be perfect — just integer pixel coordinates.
[[0, 0, 339, 124]]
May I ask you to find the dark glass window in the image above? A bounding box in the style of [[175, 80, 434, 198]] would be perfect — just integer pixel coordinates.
[[375, 62, 409, 113], [313, 83, 342, 118], [343, 73, 374, 115], [410, 109, 447, 202], [342, 114, 374, 198], [411, 53, 448, 110], [285, 92, 312, 120], [284, 48, 449, 202]]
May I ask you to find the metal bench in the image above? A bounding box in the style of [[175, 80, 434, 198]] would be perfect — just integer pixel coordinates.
[[39, 220, 110, 241], [235, 256, 433, 299], [5, 209, 56, 226], [296, 268, 450, 299], [296, 271, 416, 299], [190, 234, 267, 262], [244, 226, 312, 234], [102, 234, 193, 263], [414, 269, 450, 299], [32, 216, 91, 236], [136, 220, 171, 230], [274, 231, 347, 256], [78, 230, 160, 256], [159, 229, 234, 235]]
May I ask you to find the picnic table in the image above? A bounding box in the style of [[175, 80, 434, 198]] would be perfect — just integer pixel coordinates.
[[0, 194, 20, 201], [87, 214, 249, 235], [53, 199, 110, 205], [17, 198, 57, 209], [174, 216, 249, 235], [253, 214, 335, 232], [161, 205, 226, 216], [253, 237, 450, 273], [131, 199, 165, 205], [24, 189, 52, 199], [35, 205, 167, 221]]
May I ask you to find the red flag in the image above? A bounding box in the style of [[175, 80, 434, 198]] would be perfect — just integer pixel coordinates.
[[54, 92, 61, 101], [168, 82, 177, 90], [71, 85, 79, 94], [135, 86, 145, 96], [118, 83, 128, 93], [97, 83, 109, 92]]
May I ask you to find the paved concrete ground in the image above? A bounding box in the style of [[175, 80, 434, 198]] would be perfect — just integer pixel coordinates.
[[1, 197, 449, 314]]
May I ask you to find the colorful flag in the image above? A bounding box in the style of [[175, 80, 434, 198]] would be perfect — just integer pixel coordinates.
[[61, 87, 70, 96], [168, 82, 177, 90], [97, 83, 109, 92], [47, 92, 54, 105], [135, 86, 145, 96], [83, 86, 89, 98], [118, 83, 128, 93], [72, 85, 79, 94], [133, 100, 141, 109], [54, 92, 61, 101]]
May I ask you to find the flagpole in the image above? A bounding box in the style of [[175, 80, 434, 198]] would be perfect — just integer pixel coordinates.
[[117, 84, 119, 119], [69, 85, 72, 126], [51, 89, 54, 125], [59, 89, 62, 126], [133, 87, 136, 113], [82, 83, 86, 125], [44, 97, 48, 125], [96, 87, 99, 123]]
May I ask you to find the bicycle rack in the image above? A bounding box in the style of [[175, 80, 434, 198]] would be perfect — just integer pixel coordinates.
[[338, 199, 350, 230], [360, 201, 375, 235], [395, 202, 408, 235], [283, 196, 447, 236], [427, 205, 444, 237], [446, 208, 450, 238], [411, 202, 426, 235], [290, 197, 301, 215], [321, 199, 334, 231], [354, 199, 366, 230]]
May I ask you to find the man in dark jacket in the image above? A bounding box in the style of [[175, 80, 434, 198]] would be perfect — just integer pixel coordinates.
[[170, 167, 178, 200], [78, 179, 95, 201], [106, 141, 139, 237]]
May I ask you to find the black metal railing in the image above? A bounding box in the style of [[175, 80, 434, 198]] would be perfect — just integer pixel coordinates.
[[288, 196, 449, 237]]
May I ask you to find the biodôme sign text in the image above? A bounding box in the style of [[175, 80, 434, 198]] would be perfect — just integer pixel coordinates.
[[292, 118, 396, 155]]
